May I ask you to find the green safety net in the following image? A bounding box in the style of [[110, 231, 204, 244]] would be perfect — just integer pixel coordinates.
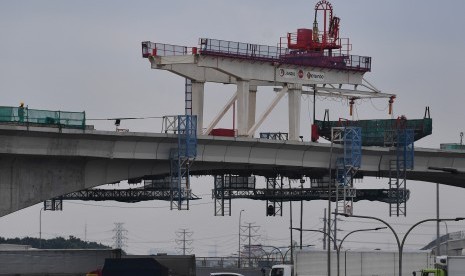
[[440, 144, 465, 151], [0, 106, 86, 129], [315, 118, 432, 146]]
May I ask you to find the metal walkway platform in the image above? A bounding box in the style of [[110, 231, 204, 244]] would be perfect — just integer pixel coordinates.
[[212, 188, 407, 204], [55, 188, 201, 203], [51, 187, 406, 204]]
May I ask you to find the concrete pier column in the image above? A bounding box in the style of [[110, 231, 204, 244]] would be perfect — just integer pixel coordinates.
[[248, 85, 257, 131], [288, 84, 302, 141], [192, 81, 205, 134], [237, 80, 250, 136]]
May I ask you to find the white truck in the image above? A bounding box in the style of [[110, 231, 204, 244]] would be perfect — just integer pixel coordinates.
[[270, 249, 433, 276], [420, 256, 465, 276]]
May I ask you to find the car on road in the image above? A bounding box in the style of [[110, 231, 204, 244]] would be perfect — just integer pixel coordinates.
[[210, 273, 245, 276]]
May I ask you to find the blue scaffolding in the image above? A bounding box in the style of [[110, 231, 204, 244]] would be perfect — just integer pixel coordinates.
[[170, 115, 197, 210], [335, 127, 362, 187], [333, 127, 362, 215], [397, 129, 414, 170], [389, 128, 414, 216]]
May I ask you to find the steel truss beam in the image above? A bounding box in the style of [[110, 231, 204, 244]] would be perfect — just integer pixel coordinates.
[[52, 186, 404, 204], [211, 187, 409, 204], [302, 83, 394, 99], [53, 188, 200, 203], [52, 186, 405, 206]]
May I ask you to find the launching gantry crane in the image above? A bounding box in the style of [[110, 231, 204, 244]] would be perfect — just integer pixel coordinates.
[[142, 0, 395, 141], [140, 0, 421, 216]]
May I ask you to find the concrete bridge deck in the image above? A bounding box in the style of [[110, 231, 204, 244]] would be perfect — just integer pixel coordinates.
[[0, 124, 464, 216]]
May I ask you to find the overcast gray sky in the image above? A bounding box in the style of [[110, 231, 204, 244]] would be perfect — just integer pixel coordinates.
[[1, 0, 465, 256]]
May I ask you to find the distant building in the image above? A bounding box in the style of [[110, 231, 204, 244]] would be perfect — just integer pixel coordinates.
[[148, 248, 177, 255]]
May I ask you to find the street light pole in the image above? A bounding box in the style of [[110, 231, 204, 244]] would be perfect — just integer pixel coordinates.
[[400, 218, 463, 276], [342, 213, 464, 276], [291, 227, 336, 276], [283, 244, 315, 262], [292, 226, 385, 276], [39, 207, 44, 249], [289, 180, 294, 264], [443, 221, 449, 255], [290, 227, 337, 248], [238, 209, 245, 268], [336, 227, 386, 276], [436, 182, 440, 255], [255, 245, 285, 263], [339, 213, 401, 276]]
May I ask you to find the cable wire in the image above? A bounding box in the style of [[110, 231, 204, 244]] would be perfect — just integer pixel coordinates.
[[87, 116, 164, 121]]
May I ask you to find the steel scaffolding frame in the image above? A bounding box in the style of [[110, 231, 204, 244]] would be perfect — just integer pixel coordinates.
[[212, 175, 256, 216], [213, 175, 231, 216], [388, 128, 414, 217], [170, 115, 197, 210], [331, 127, 361, 215], [43, 198, 63, 211], [265, 176, 284, 216], [185, 78, 192, 116], [259, 132, 289, 140]]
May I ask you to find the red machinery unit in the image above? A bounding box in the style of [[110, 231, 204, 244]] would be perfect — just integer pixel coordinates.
[[294, 28, 313, 49], [311, 124, 319, 142], [209, 128, 236, 137], [286, 0, 341, 52]]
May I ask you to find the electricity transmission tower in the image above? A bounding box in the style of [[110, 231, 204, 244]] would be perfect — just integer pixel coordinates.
[[175, 228, 193, 255], [240, 223, 260, 267], [112, 222, 128, 250]]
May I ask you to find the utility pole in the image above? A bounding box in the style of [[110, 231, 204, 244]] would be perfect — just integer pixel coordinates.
[[290, 197, 293, 262], [300, 179, 304, 250], [289, 180, 294, 263], [175, 228, 193, 255], [112, 222, 128, 250], [241, 223, 260, 267], [323, 208, 327, 250], [333, 208, 338, 250], [238, 209, 245, 268], [436, 183, 440, 255]]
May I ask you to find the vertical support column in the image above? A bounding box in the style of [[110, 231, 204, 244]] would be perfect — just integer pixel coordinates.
[[192, 81, 205, 134], [237, 80, 250, 136], [288, 84, 302, 141], [248, 85, 257, 131]]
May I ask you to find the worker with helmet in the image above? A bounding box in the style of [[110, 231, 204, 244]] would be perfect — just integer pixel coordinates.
[[18, 102, 25, 123]]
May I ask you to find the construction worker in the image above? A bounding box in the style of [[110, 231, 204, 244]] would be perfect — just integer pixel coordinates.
[[18, 102, 25, 123], [345, 203, 352, 215]]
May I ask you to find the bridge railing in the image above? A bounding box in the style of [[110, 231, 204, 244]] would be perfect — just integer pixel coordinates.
[[199, 38, 371, 72], [142, 41, 197, 57], [0, 106, 86, 129]]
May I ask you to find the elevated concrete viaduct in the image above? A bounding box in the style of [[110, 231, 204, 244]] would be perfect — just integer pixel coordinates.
[[0, 124, 464, 216]]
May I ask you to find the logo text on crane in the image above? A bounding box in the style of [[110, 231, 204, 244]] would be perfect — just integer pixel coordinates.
[[277, 68, 325, 81]]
